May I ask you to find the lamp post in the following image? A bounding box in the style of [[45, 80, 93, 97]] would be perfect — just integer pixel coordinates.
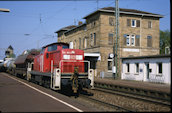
[[113, 0, 119, 79]]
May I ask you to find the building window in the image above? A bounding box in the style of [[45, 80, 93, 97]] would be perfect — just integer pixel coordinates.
[[47, 45, 57, 52], [147, 35, 152, 47], [165, 46, 170, 54], [91, 21, 96, 28], [126, 35, 130, 46], [135, 63, 139, 73], [109, 17, 114, 26], [108, 33, 113, 45], [157, 62, 162, 74], [131, 19, 136, 27], [126, 63, 130, 73], [148, 21, 152, 28], [127, 19, 140, 27], [124, 34, 139, 46], [108, 59, 113, 71], [90, 32, 96, 47], [131, 35, 135, 46]]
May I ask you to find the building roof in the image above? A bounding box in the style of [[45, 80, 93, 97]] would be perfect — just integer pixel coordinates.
[[55, 25, 77, 33], [121, 54, 171, 60], [64, 23, 86, 35], [42, 42, 69, 48], [83, 7, 164, 19], [7, 45, 13, 50]]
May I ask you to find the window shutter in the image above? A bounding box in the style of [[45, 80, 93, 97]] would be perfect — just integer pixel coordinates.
[[69, 41, 73, 49], [94, 33, 96, 46], [123, 34, 127, 46], [79, 38, 81, 49], [83, 38, 85, 48], [108, 33, 113, 45], [136, 20, 140, 27], [109, 17, 114, 26], [127, 19, 131, 27], [148, 21, 152, 28], [147, 36, 152, 47], [135, 35, 140, 46], [90, 34, 94, 47], [86, 37, 89, 48]]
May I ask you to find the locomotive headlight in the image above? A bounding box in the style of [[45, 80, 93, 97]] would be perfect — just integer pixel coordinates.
[[63, 55, 70, 59], [76, 55, 83, 60]]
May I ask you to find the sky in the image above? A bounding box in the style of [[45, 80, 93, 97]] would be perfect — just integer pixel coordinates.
[[0, 0, 170, 59]]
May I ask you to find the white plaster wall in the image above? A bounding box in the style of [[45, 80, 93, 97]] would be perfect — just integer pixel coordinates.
[[121, 57, 171, 84]]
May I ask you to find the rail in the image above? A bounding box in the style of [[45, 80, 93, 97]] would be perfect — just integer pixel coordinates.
[[94, 82, 171, 103], [79, 93, 134, 112], [94, 87, 171, 107]]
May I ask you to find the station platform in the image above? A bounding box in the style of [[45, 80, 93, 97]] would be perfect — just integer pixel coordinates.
[[94, 77, 170, 94]]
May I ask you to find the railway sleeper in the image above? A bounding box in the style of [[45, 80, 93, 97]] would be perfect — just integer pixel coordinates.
[[94, 83, 170, 101]]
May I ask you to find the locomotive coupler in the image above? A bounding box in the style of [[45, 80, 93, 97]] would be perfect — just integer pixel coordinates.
[[70, 67, 79, 94]]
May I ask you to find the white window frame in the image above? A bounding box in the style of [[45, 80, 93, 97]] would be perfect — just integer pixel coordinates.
[[69, 41, 73, 49], [148, 21, 152, 28], [131, 19, 136, 27], [131, 35, 135, 46], [84, 38, 87, 49]]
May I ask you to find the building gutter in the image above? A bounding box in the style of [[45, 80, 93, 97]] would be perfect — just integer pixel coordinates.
[[83, 9, 164, 19]]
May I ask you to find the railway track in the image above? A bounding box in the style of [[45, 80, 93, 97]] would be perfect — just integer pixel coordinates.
[[77, 87, 171, 112], [93, 87, 171, 107], [79, 92, 135, 112], [59, 81, 170, 111], [94, 82, 170, 102]]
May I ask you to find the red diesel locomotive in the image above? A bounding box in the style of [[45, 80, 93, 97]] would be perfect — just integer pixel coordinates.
[[28, 42, 94, 93]]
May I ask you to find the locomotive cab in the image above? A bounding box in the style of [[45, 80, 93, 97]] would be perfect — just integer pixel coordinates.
[[32, 42, 94, 93]]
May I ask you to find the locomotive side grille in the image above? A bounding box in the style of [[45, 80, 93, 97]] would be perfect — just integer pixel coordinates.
[[61, 62, 85, 74], [74, 64, 83, 73], [63, 65, 72, 73]]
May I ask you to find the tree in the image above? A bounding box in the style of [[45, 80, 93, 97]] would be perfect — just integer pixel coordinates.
[[160, 30, 171, 54], [9, 53, 16, 58]]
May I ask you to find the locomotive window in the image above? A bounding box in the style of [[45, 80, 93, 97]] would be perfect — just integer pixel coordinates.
[[48, 45, 57, 51], [62, 45, 69, 49], [40, 48, 45, 54]]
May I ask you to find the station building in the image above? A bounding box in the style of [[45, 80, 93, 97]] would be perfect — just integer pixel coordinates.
[[55, 7, 163, 78], [121, 54, 171, 84]]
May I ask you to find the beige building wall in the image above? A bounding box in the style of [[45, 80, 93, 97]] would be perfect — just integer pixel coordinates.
[[57, 8, 162, 78]]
